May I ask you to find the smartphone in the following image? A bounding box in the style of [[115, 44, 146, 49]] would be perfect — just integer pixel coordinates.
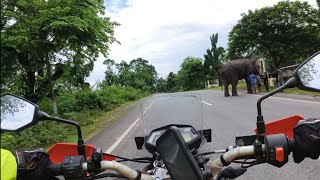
[[156, 126, 204, 180]]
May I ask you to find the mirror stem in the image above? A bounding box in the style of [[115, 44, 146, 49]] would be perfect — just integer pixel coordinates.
[[256, 77, 297, 141], [38, 111, 86, 158]]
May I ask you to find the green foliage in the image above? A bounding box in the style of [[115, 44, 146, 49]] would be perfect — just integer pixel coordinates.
[[203, 33, 225, 78], [165, 72, 180, 92], [102, 58, 158, 92], [155, 78, 167, 93], [1, 0, 119, 103], [103, 59, 118, 86], [228, 1, 320, 70], [178, 57, 205, 90], [1, 86, 145, 150], [158, 57, 207, 92], [1, 122, 68, 150]]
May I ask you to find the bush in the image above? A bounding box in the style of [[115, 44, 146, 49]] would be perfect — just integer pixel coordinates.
[[38, 97, 54, 114], [1, 86, 147, 150], [1, 121, 68, 150]]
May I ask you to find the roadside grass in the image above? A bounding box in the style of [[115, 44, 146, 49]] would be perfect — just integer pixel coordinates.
[[282, 88, 320, 97], [209, 81, 319, 97], [62, 101, 137, 145], [45, 95, 154, 150], [0, 89, 152, 151]]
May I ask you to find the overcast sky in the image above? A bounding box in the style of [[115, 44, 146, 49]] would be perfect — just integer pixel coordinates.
[[86, 0, 317, 85]]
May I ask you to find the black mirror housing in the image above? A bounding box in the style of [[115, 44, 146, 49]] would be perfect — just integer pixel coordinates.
[[1, 94, 40, 132]]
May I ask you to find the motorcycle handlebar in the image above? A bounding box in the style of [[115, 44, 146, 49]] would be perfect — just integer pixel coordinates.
[[49, 137, 296, 180], [47, 162, 63, 176], [207, 145, 265, 179]]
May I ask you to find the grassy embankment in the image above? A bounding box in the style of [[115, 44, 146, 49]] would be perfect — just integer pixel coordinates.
[[1, 87, 149, 150]]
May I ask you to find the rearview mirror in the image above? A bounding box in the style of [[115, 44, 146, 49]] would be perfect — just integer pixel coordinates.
[[1, 94, 39, 131], [294, 52, 320, 92]]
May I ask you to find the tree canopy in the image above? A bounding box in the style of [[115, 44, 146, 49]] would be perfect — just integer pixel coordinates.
[[177, 57, 205, 90], [1, 0, 119, 105], [165, 72, 180, 92], [228, 1, 320, 69], [203, 33, 225, 78], [101, 58, 158, 92]]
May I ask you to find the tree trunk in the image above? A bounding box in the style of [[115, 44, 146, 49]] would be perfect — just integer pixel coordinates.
[[25, 70, 38, 103], [18, 52, 39, 103], [45, 53, 58, 115]]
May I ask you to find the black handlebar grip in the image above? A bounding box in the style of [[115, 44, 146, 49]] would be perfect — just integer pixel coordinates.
[[48, 163, 63, 176], [288, 138, 295, 153]]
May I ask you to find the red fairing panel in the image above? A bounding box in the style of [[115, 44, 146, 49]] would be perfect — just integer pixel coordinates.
[[254, 115, 304, 138], [48, 143, 116, 164]]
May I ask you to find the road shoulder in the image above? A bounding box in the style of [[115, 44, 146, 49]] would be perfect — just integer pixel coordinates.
[[206, 89, 320, 103]]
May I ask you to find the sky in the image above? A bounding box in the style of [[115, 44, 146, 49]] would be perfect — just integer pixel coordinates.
[[86, 0, 318, 85]]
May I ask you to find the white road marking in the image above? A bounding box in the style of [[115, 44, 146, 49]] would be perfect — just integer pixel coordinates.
[[209, 90, 320, 104], [105, 102, 154, 153], [143, 102, 154, 115], [202, 100, 212, 106], [105, 118, 139, 154], [247, 94, 320, 104]]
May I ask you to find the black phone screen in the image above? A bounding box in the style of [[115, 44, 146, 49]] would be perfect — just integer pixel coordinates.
[[156, 126, 204, 180]]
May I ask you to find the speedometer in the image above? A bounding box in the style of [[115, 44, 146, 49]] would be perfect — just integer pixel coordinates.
[[144, 124, 202, 154]]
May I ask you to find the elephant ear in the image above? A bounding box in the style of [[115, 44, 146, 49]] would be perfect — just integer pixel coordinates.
[[253, 59, 260, 74]]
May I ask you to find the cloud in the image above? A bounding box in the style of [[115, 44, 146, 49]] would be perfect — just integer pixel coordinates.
[[87, 0, 318, 85]]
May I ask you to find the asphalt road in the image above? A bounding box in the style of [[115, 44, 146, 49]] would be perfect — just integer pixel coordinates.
[[86, 90, 320, 180]]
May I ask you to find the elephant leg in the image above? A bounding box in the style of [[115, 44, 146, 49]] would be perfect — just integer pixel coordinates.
[[224, 83, 230, 97], [245, 79, 252, 94], [232, 81, 238, 96]]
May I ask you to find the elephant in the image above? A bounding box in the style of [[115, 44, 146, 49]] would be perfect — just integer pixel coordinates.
[[220, 59, 260, 97]]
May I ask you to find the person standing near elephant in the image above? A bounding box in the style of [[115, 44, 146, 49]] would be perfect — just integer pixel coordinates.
[[249, 73, 256, 94], [256, 75, 262, 93], [277, 69, 284, 87], [262, 72, 269, 92], [269, 77, 275, 90]]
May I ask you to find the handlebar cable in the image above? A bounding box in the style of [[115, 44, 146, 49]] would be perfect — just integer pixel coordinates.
[[117, 159, 153, 163], [232, 159, 256, 165], [103, 153, 153, 163], [85, 173, 128, 180], [241, 158, 265, 168], [195, 150, 227, 157]]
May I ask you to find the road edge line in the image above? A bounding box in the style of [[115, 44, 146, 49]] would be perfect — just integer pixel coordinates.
[[202, 100, 212, 106], [247, 94, 320, 104], [105, 118, 139, 154]]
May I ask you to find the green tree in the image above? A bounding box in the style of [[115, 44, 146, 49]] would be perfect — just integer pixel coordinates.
[[165, 72, 180, 92], [129, 58, 158, 92], [178, 57, 205, 90], [1, 0, 119, 113], [203, 33, 225, 79], [228, 1, 320, 69], [109, 58, 158, 92], [155, 77, 167, 93], [102, 59, 118, 86]]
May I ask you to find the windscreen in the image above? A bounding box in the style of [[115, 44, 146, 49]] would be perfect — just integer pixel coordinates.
[[138, 93, 204, 142]]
